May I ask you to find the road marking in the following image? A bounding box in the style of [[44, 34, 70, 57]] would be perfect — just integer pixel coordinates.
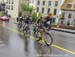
[[2, 25, 75, 55], [52, 44, 75, 54]]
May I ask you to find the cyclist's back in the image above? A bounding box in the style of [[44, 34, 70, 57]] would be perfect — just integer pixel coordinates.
[[25, 16, 32, 24], [44, 13, 53, 28], [18, 16, 23, 23], [36, 17, 45, 29]]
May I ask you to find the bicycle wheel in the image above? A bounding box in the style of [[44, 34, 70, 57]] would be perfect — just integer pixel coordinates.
[[24, 26, 30, 36], [33, 27, 38, 37], [43, 32, 53, 46]]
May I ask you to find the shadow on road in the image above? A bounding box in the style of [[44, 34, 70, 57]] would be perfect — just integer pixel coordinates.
[[34, 41, 52, 57]]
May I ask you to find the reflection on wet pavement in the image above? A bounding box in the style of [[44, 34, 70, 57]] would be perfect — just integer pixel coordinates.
[[0, 21, 52, 57], [34, 41, 52, 57], [0, 20, 75, 57]]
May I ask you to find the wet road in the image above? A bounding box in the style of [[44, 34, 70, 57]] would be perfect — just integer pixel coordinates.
[[0, 19, 75, 57]]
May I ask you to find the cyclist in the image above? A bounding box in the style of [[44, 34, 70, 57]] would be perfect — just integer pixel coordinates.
[[35, 16, 45, 41], [35, 13, 53, 39], [17, 16, 23, 29], [44, 13, 53, 29], [25, 15, 32, 25], [36, 16, 42, 24], [17, 16, 19, 22], [23, 15, 32, 32]]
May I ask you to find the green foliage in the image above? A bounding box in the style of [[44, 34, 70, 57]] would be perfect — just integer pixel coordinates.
[[21, 3, 34, 13], [21, 3, 29, 11], [38, 13, 42, 18], [32, 12, 42, 22], [0, 12, 3, 16], [32, 12, 38, 22], [28, 6, 34, 13], [21, 3, 42, 23]]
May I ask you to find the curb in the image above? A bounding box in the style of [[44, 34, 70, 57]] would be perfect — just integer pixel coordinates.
[[51, 29, 75, 34]]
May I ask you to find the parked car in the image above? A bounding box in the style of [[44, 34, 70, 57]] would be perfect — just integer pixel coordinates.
[[0, 16, 9, 21]]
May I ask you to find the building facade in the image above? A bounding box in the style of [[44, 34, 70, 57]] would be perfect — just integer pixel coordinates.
[[35, 0, 64, 25], [60, 0, 75, 26], [2, 0, 30, 18], [5, 0, 19, 18], [29, 0, 35, 7]]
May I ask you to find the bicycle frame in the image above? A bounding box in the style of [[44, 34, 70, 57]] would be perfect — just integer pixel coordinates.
[[37, 30, 45, 43]]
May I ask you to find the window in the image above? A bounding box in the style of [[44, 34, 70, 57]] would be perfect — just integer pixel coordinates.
[[43, 1, 45, 5], [67, 4, 72, 8], [54, 9, 57, 15], [9, 0, 10, 4], [37, 7, 39, 12], [6, 0, 8, 3], [68, 14, 72, 18], [47, 8, 50, 13], [8, 5, 10, 10], [48, 1, 51, 6], [62, 13, 65, 18], [37, 1, 40, 5], [55, 1, 58, 6], [12, 0, 14, 4], [11, 5, 13, 10], [42, 8, 44, 13], [32, 0, 34, 3], [6, 5, 8, 9]]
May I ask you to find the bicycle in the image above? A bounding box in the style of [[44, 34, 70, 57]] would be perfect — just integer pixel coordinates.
[[23, 23, 31, 37], [17, 17, 23, 31], [18, 20, 22, 29], [33, 24, 53, 46]]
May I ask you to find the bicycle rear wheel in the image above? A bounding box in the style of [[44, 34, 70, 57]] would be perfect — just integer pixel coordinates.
[[43, 32, 53, 46]]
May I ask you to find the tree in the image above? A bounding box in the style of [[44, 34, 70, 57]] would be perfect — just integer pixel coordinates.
[[28, 6, 34, 13], [21, 3, 34, 13], [21, 3, 29, 11], [31, 12, 42, 22], [32, 12, 38, 22]]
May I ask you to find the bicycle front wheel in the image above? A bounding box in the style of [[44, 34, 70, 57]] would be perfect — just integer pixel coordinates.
[[43, 32, 53, 46]]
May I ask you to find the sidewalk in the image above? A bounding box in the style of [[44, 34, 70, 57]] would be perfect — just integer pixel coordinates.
[[51, 27, 75, 34]]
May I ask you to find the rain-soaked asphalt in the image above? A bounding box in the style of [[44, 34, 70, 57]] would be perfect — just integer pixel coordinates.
[[0, 19, 75, 57]]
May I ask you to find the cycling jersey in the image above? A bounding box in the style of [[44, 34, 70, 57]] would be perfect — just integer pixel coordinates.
[[25, 16, 32, 24], [44, 16, 52, 27]]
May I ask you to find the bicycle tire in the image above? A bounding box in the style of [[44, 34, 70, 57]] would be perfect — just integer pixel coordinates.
[[43, 32, 53, 46], [24, 26, 30, 35], [33, 27, 38, 37]]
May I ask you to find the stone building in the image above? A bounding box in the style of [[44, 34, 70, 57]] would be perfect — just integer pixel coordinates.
[[35, 0, 65, 25], [60, 0, 75, 26]]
